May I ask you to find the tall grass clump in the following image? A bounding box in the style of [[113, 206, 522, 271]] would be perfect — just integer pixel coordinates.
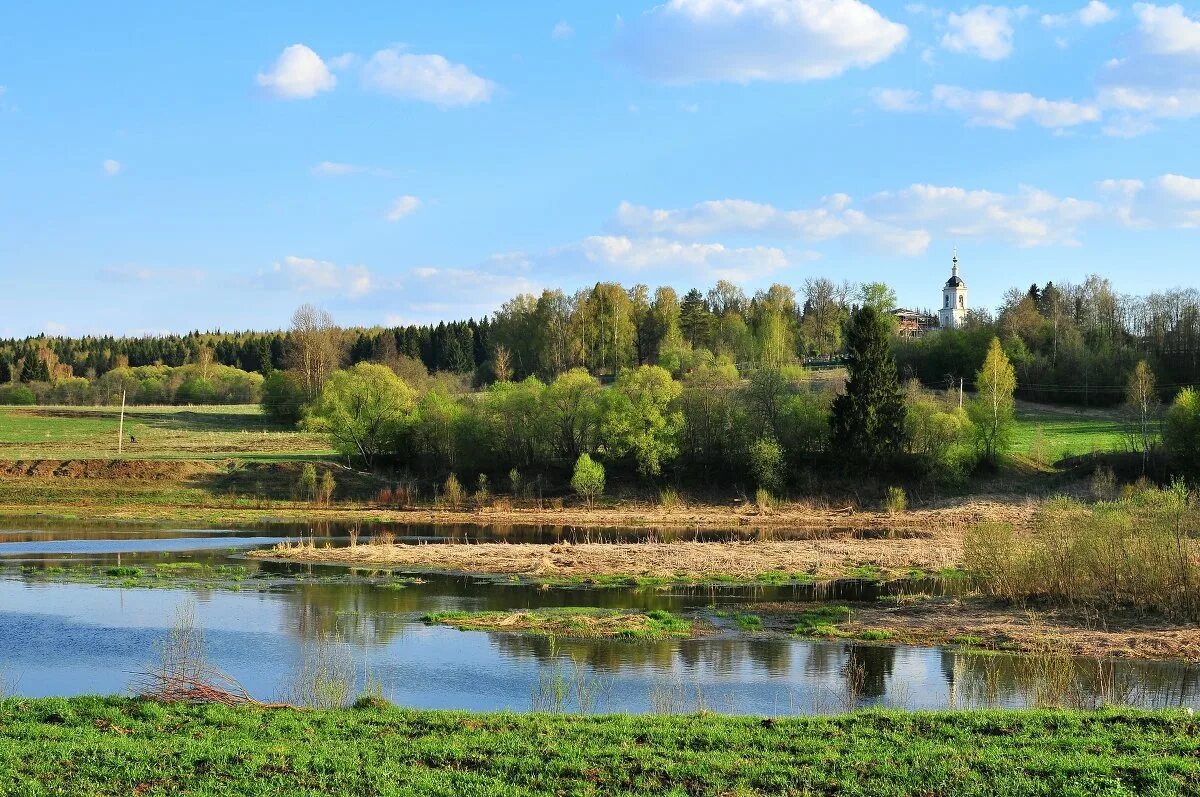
[[965, 483, 1199, 620], [658, 488, 683, 510], [441, 474, 464, 510], [883, 486, 907, 515]]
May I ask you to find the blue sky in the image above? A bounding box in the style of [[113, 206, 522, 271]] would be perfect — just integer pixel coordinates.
[[1, 0, 1198, 337]]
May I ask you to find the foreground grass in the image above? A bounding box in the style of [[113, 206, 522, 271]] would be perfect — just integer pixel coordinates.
[[0, 405, 333, 461], [1, 698, 1198, 796], [423, 608, 695, 639]]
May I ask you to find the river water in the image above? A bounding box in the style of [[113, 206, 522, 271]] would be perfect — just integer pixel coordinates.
[[1, 522, 1197, 714]]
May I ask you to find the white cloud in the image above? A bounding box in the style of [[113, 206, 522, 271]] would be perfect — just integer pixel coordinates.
[[552, 21, 574, 39], [1132, 2, 1200, 57], [311, 161, 395, 177], [362, 48, 495, 106], [268, 255, 372, 298], [613, 0, 908, 84], [256, 44, 336, 99], [1099, 174, 1200, 228], [942, 5, 1023, 60], [865, 183, 1101, 247], [385, 195, 422, 221], [1042, 1, 1116, 28], [616, 181, 1101, 253], [871, 87, 923, 111], [102, 265, 207, 283], [1094, 4, 1200, 133], [578, 236, 793, 282], [102, 159, 122, 177], [613, 197, 931, 256], [930, 84, 1100, 128]]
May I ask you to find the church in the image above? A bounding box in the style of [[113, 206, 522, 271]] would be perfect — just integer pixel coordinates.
[[938, 251, 968, 329], [891, 252, 968, 339]]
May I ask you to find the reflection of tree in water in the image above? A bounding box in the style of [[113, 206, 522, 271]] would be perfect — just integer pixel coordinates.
[[844, 644, 894, 699], [279, 583, 416, 645], [489, 633, 678, 672], [744, 639, 792, 677]]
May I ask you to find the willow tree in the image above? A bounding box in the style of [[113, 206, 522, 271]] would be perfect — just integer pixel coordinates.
[[968, 338, 1017, 464], [830, 305, 906, 470]]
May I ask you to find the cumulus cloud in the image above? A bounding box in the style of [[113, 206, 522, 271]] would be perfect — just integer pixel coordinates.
[[1099, 174, 1200, 228], [385, 195, 422, 221], [865, 183, 1101, 247], [1042, 1, 1116, 28], [256, 44, 336, 99], [1094, 4, 1200, 133], [362, 48, 495, 106], [613, 0, 908, 84], [942, 5, 1024, 60], [615, 181, 1102, 254], [613, 196, 931, 255], [552, 21, 574, 39], [577, 236, 793, 282], [929, 85, 1100, 128], [102, 159, 122, 176], [267, 255, 372, 298]]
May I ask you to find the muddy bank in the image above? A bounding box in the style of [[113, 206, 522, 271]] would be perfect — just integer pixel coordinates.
[[0, 459, 217, 480], [749, 598, 1200, 661], [250, 536, 966, 581]]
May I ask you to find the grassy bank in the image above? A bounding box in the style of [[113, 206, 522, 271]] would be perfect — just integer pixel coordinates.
[[423, 608, 696, 639], [0, 698, 1197, 795]]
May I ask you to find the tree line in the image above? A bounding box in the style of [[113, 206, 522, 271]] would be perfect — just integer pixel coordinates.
[[6, 274, 1200, 413]]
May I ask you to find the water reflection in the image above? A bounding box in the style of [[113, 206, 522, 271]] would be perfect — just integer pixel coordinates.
[[0, 523, 1197, 715]]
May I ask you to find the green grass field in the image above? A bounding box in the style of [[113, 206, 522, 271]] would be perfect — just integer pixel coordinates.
[[1, 698, 1196, 795], [0, 405, 334, 461], [1011, 404, 1132, 463]]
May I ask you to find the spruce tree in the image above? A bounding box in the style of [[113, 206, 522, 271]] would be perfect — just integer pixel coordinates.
[[830, 305, 906, 469]]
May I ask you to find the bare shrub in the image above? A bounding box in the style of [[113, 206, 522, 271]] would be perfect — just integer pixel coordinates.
[[1090, 465, 1117, 502], [285, 631, 357, 709]]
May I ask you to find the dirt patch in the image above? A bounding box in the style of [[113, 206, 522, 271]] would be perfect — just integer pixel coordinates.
[[251, 537, 965, 580], [0, 459, 218, 480], [749, 598, 1200, 660]]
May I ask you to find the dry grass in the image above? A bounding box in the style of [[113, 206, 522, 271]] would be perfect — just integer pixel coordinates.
[[748, 598, 1200, 660], [254, 534, 965, 581]]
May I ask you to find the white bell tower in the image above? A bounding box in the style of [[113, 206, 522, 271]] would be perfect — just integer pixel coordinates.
[[938, 250, 968, 329]]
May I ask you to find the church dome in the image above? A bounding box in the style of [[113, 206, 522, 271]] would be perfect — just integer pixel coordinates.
[[945, 275, 965, 288]]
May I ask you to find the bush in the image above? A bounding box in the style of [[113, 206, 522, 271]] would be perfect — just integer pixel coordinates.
[[261, 370, 306, 426], [748, 437, 785, 493], [571, 454, 605, 509], [1164, 387, 1200, 480], [754, 487, 774, 512], [884, 486, 907, 514], [0, 384, 36, 405]]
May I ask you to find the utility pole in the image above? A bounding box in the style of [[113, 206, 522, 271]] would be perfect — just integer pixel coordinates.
[[117, 389, 126, 455]]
